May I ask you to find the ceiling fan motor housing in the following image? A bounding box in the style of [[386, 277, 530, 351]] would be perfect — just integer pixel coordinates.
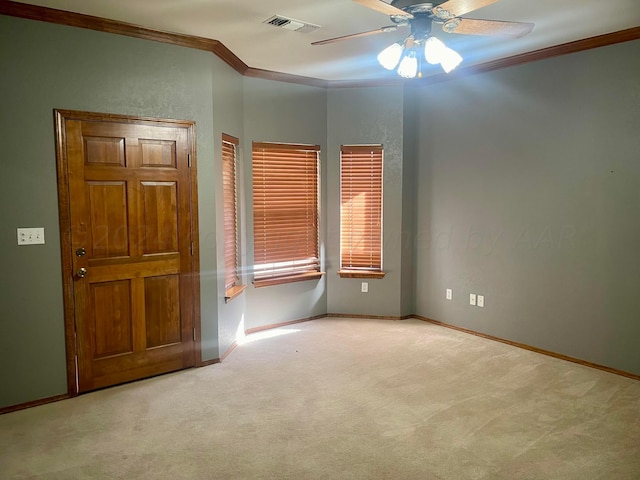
[[390, 1, 446, 12], [389, 2, 446, 32], [409, 13, 433, 38]]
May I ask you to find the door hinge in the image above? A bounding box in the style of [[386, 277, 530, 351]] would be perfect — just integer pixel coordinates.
[[188, 153, 192, 168], [193, 328, 196, 341], [190, 242, 194, 256]]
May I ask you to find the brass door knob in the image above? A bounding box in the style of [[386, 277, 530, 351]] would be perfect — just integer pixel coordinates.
[[77, 267, 88, 278]]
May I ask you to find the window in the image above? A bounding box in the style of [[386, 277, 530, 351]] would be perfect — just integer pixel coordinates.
[[252, 142, 322, 286], [339, 144, 384, 278], [222, 134, 244, 301]]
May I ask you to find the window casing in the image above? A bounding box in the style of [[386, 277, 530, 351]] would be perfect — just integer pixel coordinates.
[[339, 144, 384, 278], [222, 134, 244, 301], [252, 142, 322, 286]]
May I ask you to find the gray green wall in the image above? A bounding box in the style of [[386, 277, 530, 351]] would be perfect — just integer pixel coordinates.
[[0, 16, 218, 407], [413, 39, 640, 375], [0, 15, 333, 408], [401, 87, 419, 317], [212, 56, 245, 360], [326, 86, 412, 317], [242, 77, 328, 331], [2, 12, 638, 409]]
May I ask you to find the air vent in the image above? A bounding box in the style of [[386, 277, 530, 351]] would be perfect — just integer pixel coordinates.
[[263, 15, 321, 34]]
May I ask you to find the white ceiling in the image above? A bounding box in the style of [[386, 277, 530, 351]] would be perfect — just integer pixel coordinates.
[[13, 0, 640, 81]]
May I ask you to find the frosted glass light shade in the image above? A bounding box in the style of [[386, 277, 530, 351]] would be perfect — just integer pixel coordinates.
[[377, 43, 403, 70], [424, 36, 463, 73], [378, 35, 462, 78], [424, 36, 446, 65], [397, 52, 418, 78], [440, 46, 463, 73]]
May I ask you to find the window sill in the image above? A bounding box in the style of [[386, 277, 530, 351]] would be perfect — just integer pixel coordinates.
[[253, 271, 325, 288], [225, 285, 247, 303], [338, 270, 386, 279]]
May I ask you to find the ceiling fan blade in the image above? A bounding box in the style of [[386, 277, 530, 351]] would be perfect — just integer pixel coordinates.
[[311, 25, 399, 46], [352, 0, 413, 19], [443, 18, 534, 38], [433, 0, 499, 20]]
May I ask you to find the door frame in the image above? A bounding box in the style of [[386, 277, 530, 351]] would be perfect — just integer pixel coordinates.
[[54, 109, 202, 396]]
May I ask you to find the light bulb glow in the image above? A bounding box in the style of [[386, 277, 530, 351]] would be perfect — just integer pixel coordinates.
[[439, 46, 463, 73], [397, 51, 418, 79], [424, 36, 446, 65], [377, 43, 403, 70]]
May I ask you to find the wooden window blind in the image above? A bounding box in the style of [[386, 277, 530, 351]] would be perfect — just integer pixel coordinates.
[[340, 145, 383, 273], [252, 142, 321, 285], [222, 134, 240, 292]]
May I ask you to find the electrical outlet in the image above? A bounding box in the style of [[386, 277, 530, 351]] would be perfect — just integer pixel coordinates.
[[361, 282, 368, 293], [17, 227, 45, 245], [470, 294, 477, 306], [446, 288, 452, 300], [477, 295, 485, 308]]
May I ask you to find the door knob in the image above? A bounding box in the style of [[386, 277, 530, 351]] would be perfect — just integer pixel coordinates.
[[77, 267, 88, 278]]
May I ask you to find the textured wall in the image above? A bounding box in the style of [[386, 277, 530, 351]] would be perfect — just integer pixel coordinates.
[[414, 39, 640, 375], [401, 87, 419, 316], [326, 86, 407, 317], [2, 11, 638, 410], [211, 56, 245, 360], [0, 16, 215, 407], [242, 77, 328, 330]]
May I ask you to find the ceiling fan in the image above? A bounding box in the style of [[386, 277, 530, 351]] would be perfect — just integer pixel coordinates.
[[312, 0, 534, 78]]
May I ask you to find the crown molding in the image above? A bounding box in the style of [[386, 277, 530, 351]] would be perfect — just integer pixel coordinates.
[[2, 1, 639, 89], [419, 26, 640, 85], [0, 0, 249, 73], [326, 77, 405, 89], [244, 67, 328, 89]]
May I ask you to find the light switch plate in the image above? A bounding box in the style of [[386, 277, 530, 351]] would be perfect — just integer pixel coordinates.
[[446, 288, 452, 300], [17, 228, 45, 245], [361, 282, 368, 293], [477, 295, 485, 308], [470, 293, 477, 306]]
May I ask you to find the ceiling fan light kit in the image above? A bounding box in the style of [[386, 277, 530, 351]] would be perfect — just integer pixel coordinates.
[[314, 0, 534, 80], [377, 42, 404, 70], [424, 36, 446, 64], [397, 49, 419, 77], [378, 34, 463, 77], [425, 37, 464, 72]]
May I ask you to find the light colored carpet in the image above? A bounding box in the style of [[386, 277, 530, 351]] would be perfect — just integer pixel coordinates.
[[1, 317, 639, 479]]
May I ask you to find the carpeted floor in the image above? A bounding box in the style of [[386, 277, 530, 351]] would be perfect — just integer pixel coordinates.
[[1, 317, 639, 479]]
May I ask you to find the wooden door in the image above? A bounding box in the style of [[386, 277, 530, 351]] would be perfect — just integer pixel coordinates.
[[55, 110, 199, 393]]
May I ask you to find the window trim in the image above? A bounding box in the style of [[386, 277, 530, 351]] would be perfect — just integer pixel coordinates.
[[337, 270, 385, 279], [338, 144, 384, 279], [253, 271, 324, 288], [224, 284, 247, 303]]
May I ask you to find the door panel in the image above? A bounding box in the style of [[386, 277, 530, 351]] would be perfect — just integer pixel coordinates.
[[140, 181, 179, 254], [84, 136, 126, 166], [87, 181, 129, 258], [91, 280, 133, 357], [57, 112, 197, 393], [140, 139, 176, 168], [145, 275, 181, 348]]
